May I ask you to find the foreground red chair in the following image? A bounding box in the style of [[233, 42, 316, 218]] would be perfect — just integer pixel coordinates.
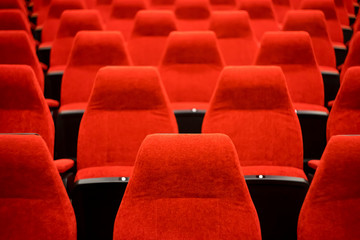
[[114, 134, 261, 240], [73, 66, 178, 240], [209, 11, 259, 65], [0, 134, 76, 240], [298, 135, 360, 239], [202, 66, 309, 239]]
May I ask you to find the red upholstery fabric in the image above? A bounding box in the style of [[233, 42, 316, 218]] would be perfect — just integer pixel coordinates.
[[75, 166, 134, 181], [202, 66, 304, 172], [344, 0, 355, 14], [45, 99, 60, 108], [159, 31, 224, 109], [0, 10, 32, 36], [41, 0, 86, 44], [209, 11, 259, 65], [210, 0, 237, 10], [334, 0, 350, 26], [283, 10, 337, 69], [0, 65, 54, 156], [0, 0, 27, 15], [60, 31, 131, 109], [0, 31, 44, 92], [271, 0, 293, 23], [33, 0, 51, 26], [255, 31, 325, 108], [113, 134, 261, 240], [76, 66, 178, 178], [0, 134, 76, 240], [298, 135, 360, 239], [149, 0, 175, 9], [106, 0, 147, 40], [300, 0, 344, 44], [239, 0, 280, 40], [128, 10, 177, 66], [340, 32, 360, 81], [307, 160, 320, 170], [54, 159, 75, 173], [94, 0, 113, 22], [327, 67, 360, 140], [49, 10, 104, 73], [174, 0, 211, 31]]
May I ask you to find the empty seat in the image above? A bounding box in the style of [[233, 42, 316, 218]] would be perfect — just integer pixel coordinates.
[[298, 135, 360, 239], [32, 0, 51, 26], [209, 11, 259, 65], [239, 0, 280, 40], [0, 0, 27, 15], [0, 9, 33, 38], [210, 0, 238, 10], [174, 0, 211, 31], [113, 134, 261, 240], [128, 10, 177, 66], [106, 0, 147, 41], [159, 31, 224, 110], [334, 0, 350, 26], [0, 134, 76, 240], [149, 0, 175, 9], [340, 32, 360, 81], [94, 0, 113, 22], [271, 0, 293, 23]]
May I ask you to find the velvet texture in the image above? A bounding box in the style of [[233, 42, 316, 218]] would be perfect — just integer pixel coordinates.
[[113, 134, 261, 240], [271, 0, 293, 23], [0, 0, 27, 15], [209, 11, 259, 65], [0, 10, 32, 36], [76, 66, 178, 179], [298, 135, 360, 240], [33, 0, 51, 25], [210, 0, 237, 11], [0, 65, 54, 155], [174, 0, 211, 31], [255, 31, 326, 110], [334, 0, 350, 26], [202, 66, 304, 175], [60, 31, 131, 109], [327, 67, 360, 140], [0, 31, 44, 92], [128, 10, 177, 66], [94, 0, 113, 22], [300, 0, 344, 44], [239, 0, 280, 40], [0, 134, 76, 240], [340, 32, 360, 81], [49, 10, 104, 72], [159, 31, 224, 109], [283, 10, 337, 70], [106, 0, 147, 40], [41, 0, 86, 44]]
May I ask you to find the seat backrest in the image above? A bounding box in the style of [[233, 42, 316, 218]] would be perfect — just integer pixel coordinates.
[[202, 66, 303, 168], [209, 11, 259, 65], [271, 0, 293, 23], [0, 9, 32, 35], [300, 0, 344, 43], [0, 0, 27, 15], [113, 134, 261, 240], [50, 10, 104, 70], [159, 31, 224, 103], [298, 135, 360, 240], [77, 66, 178, 170], [41, 0, 86, 43], [174, 0, 211, 30], [282, 10, 336, 69], [128, 10, 177, 66], [61, 31, 131, 106], [334, 0, 350, 26], [210, 0, 237, 10], [0, 65, 54, 155], [0, 134, 76, 240], [239, 0, 280, 40], [0, 31, 44, 92], [327, 67, 360, 141], [340, 32, 360, 81], [255, 31, 324, 106]]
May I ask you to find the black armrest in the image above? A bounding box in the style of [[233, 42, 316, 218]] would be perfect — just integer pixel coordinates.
[[45, 71, 64, 101], [173, 109, 206, 133], [245, 175, 309, 240], [334, 44, 347, 66], [29, 13, 37, 26], [296, 110, 328, 159], [33, 26, 42, 42], [37, 45, 51, 67], [349, 15, 356, 26], [342, 25, 353, 43], [72, 177, 129, 240], [320, 70, 340, 108]]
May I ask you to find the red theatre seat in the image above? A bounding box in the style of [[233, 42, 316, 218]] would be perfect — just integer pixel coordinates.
[[271, 0, 294, 23], [209, 11, 259, 65], [174, 0, 212, 31], [298, 135, 360, 240], [128, 10, 177, 66], [113, 134, 262, 240], [0, 10, 33, 41], [0, 0, 27, 15], [0, 134, 76, 240], [210, 0, 238, 11], [340, 32, 360, 81]]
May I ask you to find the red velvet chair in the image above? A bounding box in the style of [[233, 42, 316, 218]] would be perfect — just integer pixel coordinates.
[[56, 31, 131, 159], [271, 0, 293, 23], [0, 10, 33, 43], [340, 32, 360, 81], [159, 31, 224, 132], [73, 66, 178, 239], [0, 134, 76, 240], [298, 135, 360, 240], [93, 0, 114, 22], [210, 0, 238, 10], [113, 134, 262, 240], [202, 66, 309, 239], [209, 11, 259, 65], [239, 0, 280, 40], [148, 0, 175, 9], [0, 0, 27, 15], [31, 0, 51, 26], [334, 0, 351, 26], [174, 0, 212, 31], [128, 10, 177, 66], [106, 0, 147, 41]]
